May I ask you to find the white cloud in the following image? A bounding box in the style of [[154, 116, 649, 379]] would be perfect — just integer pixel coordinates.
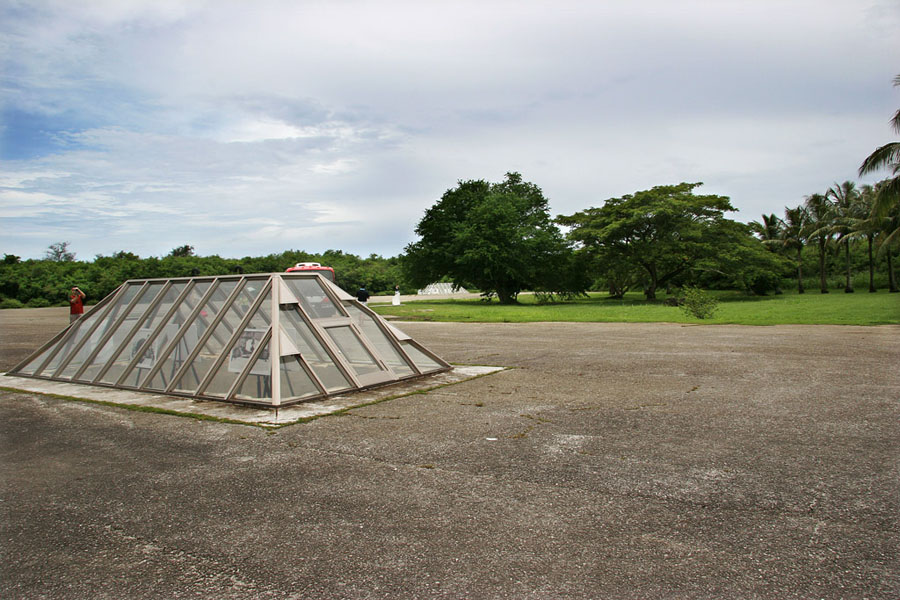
[[1, 0, 898, 260], [310, 159, 358, 176]]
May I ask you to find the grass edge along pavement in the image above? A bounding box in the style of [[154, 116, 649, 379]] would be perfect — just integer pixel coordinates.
[[371, 289, 900, 325]]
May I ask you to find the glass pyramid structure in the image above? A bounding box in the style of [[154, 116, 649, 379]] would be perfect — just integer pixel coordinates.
[[9, 273, 450, 407]]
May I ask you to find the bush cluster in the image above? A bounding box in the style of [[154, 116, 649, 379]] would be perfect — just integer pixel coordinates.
[[679, 286, 719, 319]]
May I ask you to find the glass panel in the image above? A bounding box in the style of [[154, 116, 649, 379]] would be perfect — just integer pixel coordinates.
[[233, 340, 272, 402], [279, 356, 321, 401], [37, 306, 109, 377], [284, 277, 343, 319], [326, 326, 383, 377], [279, 306, 351, 393], [140, 281, 213, 391], [345, 305, 415, 376], [58, 284, 144, 380], [117, 283, 188, 387], [158, 279, 239, 390], [199, 289, 272, 398], [170, 281, 258, 394], [76, 284, 146, 381], [400, 341, 444, 373], [15, 343, 58, 376], [95, 282, 168, 384]]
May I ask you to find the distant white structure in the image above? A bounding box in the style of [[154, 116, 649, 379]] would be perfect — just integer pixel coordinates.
[[417, 282, 468, 295]]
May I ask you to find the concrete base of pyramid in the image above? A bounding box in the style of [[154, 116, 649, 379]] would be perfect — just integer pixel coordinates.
[[2, 365, 505, 427]]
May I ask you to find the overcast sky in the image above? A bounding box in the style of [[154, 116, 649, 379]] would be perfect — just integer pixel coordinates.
[[2, 0, 899, 261]]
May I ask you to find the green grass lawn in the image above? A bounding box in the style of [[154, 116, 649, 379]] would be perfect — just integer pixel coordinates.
[[371, 290, 900, 326]]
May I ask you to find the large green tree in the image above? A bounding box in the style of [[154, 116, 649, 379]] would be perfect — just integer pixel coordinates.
[[403, 173, 581, 304], [557, 182, 764, 299], [695, 219, 789, 295]]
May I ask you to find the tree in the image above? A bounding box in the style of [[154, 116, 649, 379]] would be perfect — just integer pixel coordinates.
[[694, 219, 790, 295], [781, 205, 809, 294], [870, 180, 900, 292], [850, 185, 880, 292], [169, 244, 195, 257], [45, 241, 75, 262], [859, 74, 900, 217], [826, 181, 861, 293], [803, 193, 833, 293], [859, 73, 900, 281], [557, 183, 740, 299], [749, 213, 783, 251], [403, 172, 582, 304]]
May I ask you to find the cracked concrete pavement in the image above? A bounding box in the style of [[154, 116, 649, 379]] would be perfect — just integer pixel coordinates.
[[1, 307, 898, 598]]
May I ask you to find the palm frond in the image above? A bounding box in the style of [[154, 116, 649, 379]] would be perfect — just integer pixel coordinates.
[[892, 74, 900, 132], [872, 178, 900, 212], [876, 227, 900, 256], [859, 142, 900, 176]]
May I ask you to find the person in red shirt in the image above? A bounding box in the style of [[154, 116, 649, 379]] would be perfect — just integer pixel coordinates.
[[69, 286, 86, 323]]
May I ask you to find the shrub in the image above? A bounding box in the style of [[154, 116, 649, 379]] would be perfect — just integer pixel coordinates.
[[25, 297, 51, 308], [0, 298, 24, 309], [679, 286, 719, 319]]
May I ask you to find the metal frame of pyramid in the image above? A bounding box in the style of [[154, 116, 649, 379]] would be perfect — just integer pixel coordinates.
[[8, 272, 450, 407]]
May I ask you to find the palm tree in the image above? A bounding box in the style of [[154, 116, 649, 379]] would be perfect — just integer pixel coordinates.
[[849, 185, 881, 292], [882, 202, 900, 293], [859, 74, 900, 260], [871, 180, 900, 292], [803, 193, 833, 293], [826, 181, 861, 293], [749, 213, 784, 250], [781, 205, 808, 294]]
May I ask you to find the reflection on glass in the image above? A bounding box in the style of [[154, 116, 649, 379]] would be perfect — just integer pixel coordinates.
[[141, 281, 215, 391], [95, 282, 168, 384], [400, 341, 444, 373], [326, 326, 382, 377], [279, 356, 321, 401], [279, 306, 351, 392], [284, 277, 343, 319], [200, 290, 272, 398], [172, 283, 266, 394], [232, 340, 272, 401], [117, 283, 188, 386], [70, 283, 144, 381], [344, 304, 414, 376]]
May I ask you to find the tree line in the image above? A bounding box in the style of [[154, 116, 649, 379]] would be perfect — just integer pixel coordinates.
[[749, 75, 900, 296], [751, 180, 898, 295], [3, 172, 896, 310], [401, 172, 897, 305], [403, 176, 793, 302], [4, 77, 898, 308], [402, 76, 900, 303], [0, 248, 406, 309]]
